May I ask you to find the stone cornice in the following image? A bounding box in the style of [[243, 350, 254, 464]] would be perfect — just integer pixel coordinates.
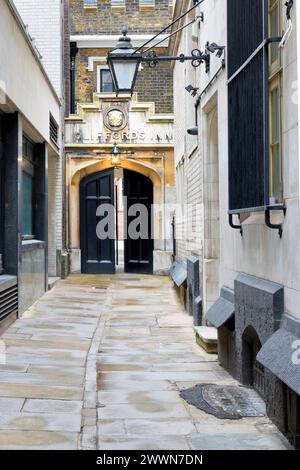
[[70, 34, 169, 49]]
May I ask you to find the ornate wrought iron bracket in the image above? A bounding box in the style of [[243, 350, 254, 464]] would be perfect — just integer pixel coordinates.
[[265, 204, 287, 238], [143, 49, 211, 73], [229, 214, 243, 236]]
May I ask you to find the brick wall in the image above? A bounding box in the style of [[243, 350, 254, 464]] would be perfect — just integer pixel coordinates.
[[70, 0, 173, 35], [69, 0, 174, 114], [74, 47, 173, 113], [135, 61, 173, 114]]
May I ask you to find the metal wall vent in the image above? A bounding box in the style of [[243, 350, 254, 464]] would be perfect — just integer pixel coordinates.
[[0, 277, 18, 322], [50, 116, 59, 147]]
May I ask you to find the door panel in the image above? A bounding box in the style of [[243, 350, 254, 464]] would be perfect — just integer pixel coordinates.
[[80, 170, 115, 274], [124, 170, 153, 274]]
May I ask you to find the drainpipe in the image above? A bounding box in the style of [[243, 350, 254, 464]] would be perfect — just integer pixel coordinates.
[[70, 42, 78, 115]]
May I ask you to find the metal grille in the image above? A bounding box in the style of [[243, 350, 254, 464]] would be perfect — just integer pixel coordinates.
[[50, 117, 58, 146], [0, 282, 18, 322], [254, 360, 265, 396], [227, 0, 269, 212], [287, 387, 300, 449], [227, 0, 264, 77], [228, 52, 265, 211]]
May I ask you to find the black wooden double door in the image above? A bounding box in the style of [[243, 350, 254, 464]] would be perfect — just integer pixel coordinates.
[[80, 169, 153, 274]]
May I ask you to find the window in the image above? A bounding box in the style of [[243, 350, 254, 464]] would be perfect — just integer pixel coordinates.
[[140, 0, 155, 10], [269, 0, 282, 203], [111, 0, 126, 11], [98, 68, 115, 93], [84, 0, 97, 9], [22, 136, 35, 239]]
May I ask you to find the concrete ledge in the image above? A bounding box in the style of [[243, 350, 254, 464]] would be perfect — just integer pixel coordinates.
[[194, 326, 218, 354], [21, 240, 45, 252]]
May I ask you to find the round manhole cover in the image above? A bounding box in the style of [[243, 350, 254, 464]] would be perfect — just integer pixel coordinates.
[[180, 384, 266, 420]]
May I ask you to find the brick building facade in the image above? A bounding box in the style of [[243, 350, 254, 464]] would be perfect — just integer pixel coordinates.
[[69, 0, 174, 114]]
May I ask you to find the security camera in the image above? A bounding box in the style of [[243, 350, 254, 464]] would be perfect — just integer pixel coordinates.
[[206, 42, 225, 58], [187, 127, 199, 136]]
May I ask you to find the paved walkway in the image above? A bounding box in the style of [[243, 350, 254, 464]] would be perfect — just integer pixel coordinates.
[[0, 274, 290, 450]]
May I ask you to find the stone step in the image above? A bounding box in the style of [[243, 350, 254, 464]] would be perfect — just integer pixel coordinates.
[[194, 326, 218, 354], [48, 277, 61, 290]]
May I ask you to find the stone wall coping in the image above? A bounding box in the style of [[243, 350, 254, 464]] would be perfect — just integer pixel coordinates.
[[235, 273, 284, 295]]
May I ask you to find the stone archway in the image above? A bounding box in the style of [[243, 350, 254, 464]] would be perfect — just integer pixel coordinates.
[[68, 156, 171, 274]]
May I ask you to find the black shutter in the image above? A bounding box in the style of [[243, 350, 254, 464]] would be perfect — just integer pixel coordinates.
[[227, 0, 269, 212]]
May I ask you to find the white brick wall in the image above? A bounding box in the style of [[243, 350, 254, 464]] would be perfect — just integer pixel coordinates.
[[173, 16, 203, 264], [48, 153, 63, 276], [13, 0, 63, 97]]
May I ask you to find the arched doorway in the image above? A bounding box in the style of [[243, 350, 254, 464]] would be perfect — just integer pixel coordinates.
[[80, 168, 153, 275], [242, 326, 264, 395]]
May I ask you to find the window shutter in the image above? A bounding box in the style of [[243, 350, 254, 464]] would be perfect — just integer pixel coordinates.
[[227, 0, 269, 212]]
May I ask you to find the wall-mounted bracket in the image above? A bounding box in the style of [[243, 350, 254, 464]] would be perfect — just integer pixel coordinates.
[[229, 213, 243, 236], [265, 204, 287, 238]]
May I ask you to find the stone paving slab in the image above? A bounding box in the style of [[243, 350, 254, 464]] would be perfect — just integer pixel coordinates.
[[99, 380, 177, 392], [98, 435, 190, 451], [0, 398, 25, 412], [0, 372, 84, 387], [98, 390, 183, 405], [123, 419, 197, 436], [98, 402, 190, 420], [0, 273, 292, 450], [0, 412, 81, 432], [187, 433, 290, 450], [23, 399, 82, 414], [0, 382, 83, 401], [96, 274, 290, 451], [0, 431, 79, 450], [0, 275, 107, 449]]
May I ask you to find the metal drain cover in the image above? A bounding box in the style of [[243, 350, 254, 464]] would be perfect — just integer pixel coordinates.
[[180, 384, 266, 420]]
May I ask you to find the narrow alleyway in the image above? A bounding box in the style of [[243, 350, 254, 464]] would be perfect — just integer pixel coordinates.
[[0, 275, 290, 450]]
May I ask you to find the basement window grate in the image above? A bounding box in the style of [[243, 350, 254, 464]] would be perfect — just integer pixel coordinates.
[[50, 116, 59, 147], [0, 283, 18, 322]]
